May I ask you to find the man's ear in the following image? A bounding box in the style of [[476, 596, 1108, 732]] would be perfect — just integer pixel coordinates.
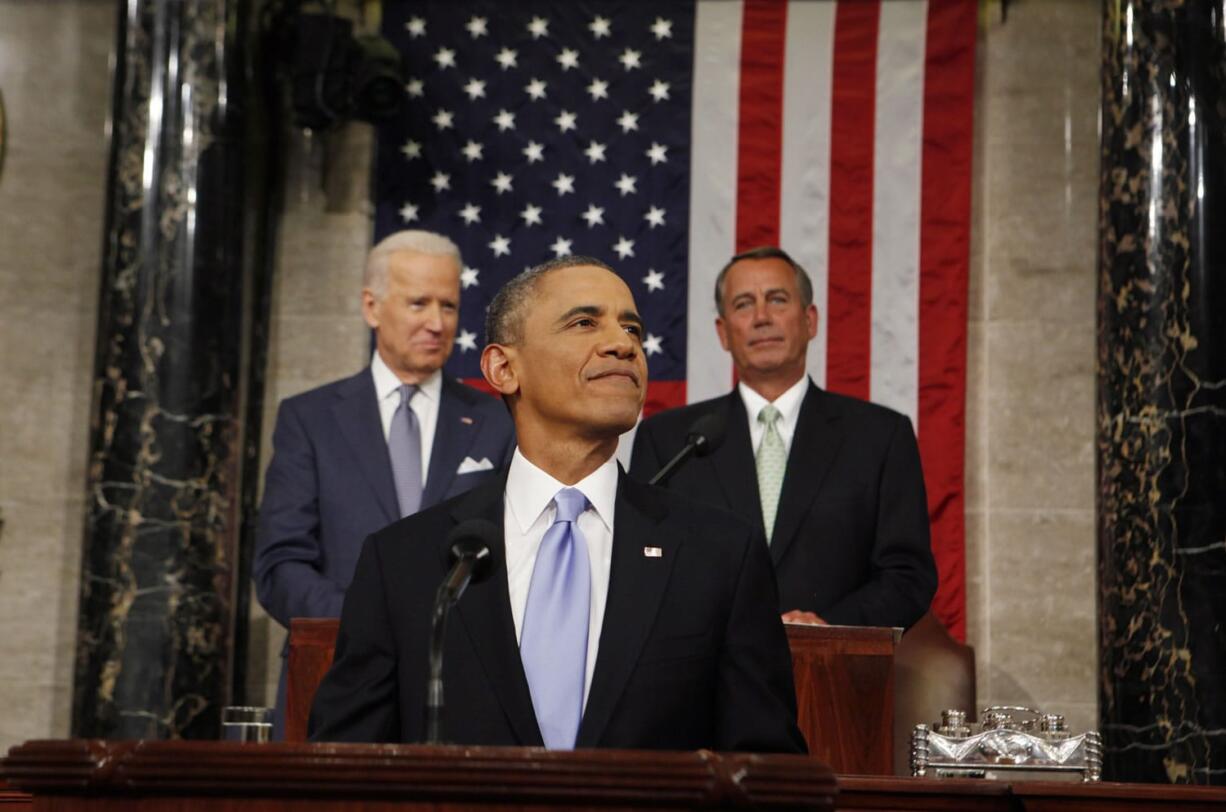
[[481, 344, 519, 397], [714, 315, 731, 352], [361, 288, 380, 330]]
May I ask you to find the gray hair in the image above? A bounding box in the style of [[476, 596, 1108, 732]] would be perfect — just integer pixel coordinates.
[[363, 230, 462, 297], [485, 255, 615, 345], [714, 245, 814, 315]]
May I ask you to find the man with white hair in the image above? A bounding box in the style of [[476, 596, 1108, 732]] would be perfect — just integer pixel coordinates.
[[254, 230, 514, 736]]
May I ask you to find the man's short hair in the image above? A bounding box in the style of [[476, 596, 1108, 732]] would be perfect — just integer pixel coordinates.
[[713, 246, 814, 315], [363, 230, 462, 297], [485, 255, 615, 346]]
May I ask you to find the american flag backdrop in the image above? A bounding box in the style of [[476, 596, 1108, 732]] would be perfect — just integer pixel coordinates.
[[375, 0, 976, 639]]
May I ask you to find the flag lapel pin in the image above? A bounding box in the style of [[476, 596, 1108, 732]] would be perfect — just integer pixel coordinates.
[[643, 547, 663, 558], [460, 416, 474, 425]]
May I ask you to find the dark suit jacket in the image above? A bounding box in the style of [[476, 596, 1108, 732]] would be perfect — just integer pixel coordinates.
[[629, 382, 936, 630], [254, 369, 514, 732], [308, 472, 807, 754]]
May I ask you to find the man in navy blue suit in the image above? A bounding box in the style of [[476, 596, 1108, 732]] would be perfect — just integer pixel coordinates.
[[254, 230, 514, 735]]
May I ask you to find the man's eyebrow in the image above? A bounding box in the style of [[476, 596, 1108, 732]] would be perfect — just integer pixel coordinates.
[[556, 305, 603, 324], [620, 310, 644, 328]]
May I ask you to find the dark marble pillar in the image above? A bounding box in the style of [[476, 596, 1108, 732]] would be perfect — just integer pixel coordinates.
[[73, 0, 250, 740], [1097, 0, 1226, 785]]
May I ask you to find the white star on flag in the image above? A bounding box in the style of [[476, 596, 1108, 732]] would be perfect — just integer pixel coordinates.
[[644, 206, 666, 227], [399, 202, 419, 222], [549, 236, 573, 257], [459, 203, 481, 225], [613, 236, 635, 259], [401, 139, 422, 160], [643, 333, 663, 356], [491, 172, 513, 194], [493, 109, 516, 131], [643, 269, 665, 291], [586, 78, 609, 100], [520, 203, 543, 226], [456, 329, 478, 352], [527, 16, 549, 38], [461, 140, 483, 162], [581, 204, 605, 227], [648, 80, 670, 102], [430, 172, 450, 192], [461, 266, 480, 288], [555, 110, 578, 132], [614, 174, 638, 196], [406, 78, 424, 97], [494, 48, 517, 69], [589, 16, 612, 39], [646, 142, 668, 164], [523, 141, 545, 163], [432, 109, 454, 130], [617, 110, 639, 133], [650, 18, 673, 40], [557, 48, 580, 71], [525, 78, 547, 100], [489, 234, 511, 257], [619, 49, 642, 70], [406, 17, 425, 37], [462, 78, 486, 99], [434, 47, 456, 69], [552, 173, 575, 195], [584, 141, 607, 163], [466, 16, 488, 38]]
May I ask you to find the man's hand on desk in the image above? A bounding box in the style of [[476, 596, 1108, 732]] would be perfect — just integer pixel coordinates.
[[781, 610, 826, 625]]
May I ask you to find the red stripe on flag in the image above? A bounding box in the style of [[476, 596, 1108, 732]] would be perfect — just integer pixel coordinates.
[[734, 0, 788, 251], [825, 0, 879, 401], [918, 0, 976, 642]]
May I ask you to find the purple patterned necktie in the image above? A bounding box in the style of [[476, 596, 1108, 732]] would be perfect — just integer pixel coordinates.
[[520, 487, 591, 749], [388, 384, 422, 518]]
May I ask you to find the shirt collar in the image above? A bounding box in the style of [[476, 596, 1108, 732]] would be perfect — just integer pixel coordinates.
[[738, 375, 809, 424], [505, 447, 619, 535], [371, 350, 442, 403]]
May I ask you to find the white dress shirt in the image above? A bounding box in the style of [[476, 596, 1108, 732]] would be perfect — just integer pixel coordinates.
[[739, 375, 809, 457], [503, 448, 617, 705], [371, 351, 442, 481]]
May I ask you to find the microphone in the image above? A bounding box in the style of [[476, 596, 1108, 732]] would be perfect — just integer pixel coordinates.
[[648, 411, 727, 486], [426, 519, 500, 744]]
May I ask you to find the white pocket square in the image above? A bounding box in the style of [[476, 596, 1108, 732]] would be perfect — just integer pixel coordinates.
[[456, 456, 495, 474]]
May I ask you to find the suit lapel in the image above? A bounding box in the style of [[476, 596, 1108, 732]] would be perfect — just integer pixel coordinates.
[[708, 393, 765, 537], [331, 370, 399, 523], [769, 384, 844, 566], [421, 378, 482, 507], [449, 480, 543, 746], [576, 473, 673, 748]]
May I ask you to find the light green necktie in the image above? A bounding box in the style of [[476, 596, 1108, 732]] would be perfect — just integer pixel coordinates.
[[756, 404, 786, 542]]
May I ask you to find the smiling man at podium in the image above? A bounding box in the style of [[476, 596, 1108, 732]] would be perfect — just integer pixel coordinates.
[[308, 257, 806, 753]]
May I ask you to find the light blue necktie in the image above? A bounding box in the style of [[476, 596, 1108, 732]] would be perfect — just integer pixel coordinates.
[[520, 488, 591, 749], [388, 384, 422, 518]]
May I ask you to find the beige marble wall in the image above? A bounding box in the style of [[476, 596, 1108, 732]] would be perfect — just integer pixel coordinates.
[[965, 0, 1100, 734], [0, 0, 114, 752]]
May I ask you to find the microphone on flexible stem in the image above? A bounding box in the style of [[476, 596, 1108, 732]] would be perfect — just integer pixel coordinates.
[[426, 519, 499, 745], [648, 411, 728, 486]]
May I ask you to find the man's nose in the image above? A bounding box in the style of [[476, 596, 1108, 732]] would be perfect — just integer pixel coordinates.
[[752, 298, 772, 325], [601, 326, 638, 359], [423, 303, 443, 331]]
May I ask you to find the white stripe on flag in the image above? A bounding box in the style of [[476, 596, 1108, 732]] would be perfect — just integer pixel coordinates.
[[686, 0, 743, 404], [870, 0, 927, 427], [779, 0, 835, 390]]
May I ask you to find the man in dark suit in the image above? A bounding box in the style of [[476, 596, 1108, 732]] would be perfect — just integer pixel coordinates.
[[309, 256, 805, 753], [254, 230, 514, 735], [630, 246, 936, 630]]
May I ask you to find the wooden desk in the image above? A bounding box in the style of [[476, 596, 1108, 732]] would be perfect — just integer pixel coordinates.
[[287, 619, 898, 775]]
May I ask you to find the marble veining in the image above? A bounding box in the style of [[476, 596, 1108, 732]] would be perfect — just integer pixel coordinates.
[[73, 0, 246, 740], [1097, 0, 1226, 785]]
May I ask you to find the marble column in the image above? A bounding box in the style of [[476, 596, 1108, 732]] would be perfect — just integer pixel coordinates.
[[1098, 0, 1226, 785], [73, 0, 250, 739]]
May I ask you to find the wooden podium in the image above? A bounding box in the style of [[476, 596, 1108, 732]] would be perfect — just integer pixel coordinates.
[[287, 619, 898, 775], [0, 739, 836, 810]]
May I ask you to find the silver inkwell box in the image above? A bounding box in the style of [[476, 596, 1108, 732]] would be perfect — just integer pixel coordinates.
[[911, 705, 1102, 782]]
